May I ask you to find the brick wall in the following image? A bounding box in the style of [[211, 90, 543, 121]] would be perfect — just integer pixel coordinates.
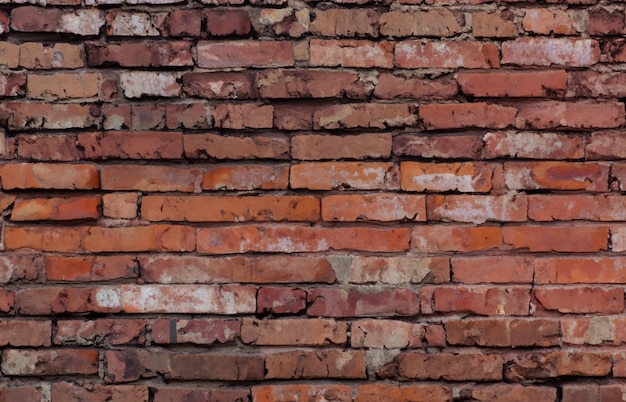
[[0, 0, 625, 400]]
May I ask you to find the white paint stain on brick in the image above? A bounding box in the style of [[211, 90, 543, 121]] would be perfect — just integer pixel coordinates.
[[120, 72, 181, 98]]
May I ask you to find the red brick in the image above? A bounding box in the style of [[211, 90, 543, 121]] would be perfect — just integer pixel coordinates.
[[310, 9, 378, 36], [0, 10, 8, 34], [0, 387, 42, 402], [589, 7, 625, 35], [472, 11, 517, 37], [202, 164, 289, 190], [259, 8, 309, 37], [273, 104, 314, 130], [394, 352, 503, 381], [322, 193, 425, 222], [425, 285, 530, 315], [253, 385, 352, 402], [502, 38, 600, 67], [307, 288, 418, 317], [355, 384, 451, 402], [51, 383, 149, 402], [420, 103, 516, 129], [292, 133, 391, 160], [214, 103, 273, 129], [184, 133, 288, 160], [197, 41, 293, 68], [380, 9, 462, 37], [86, 41, 193, 67], [242, 317, 347, 345], [483, 132, 585, 159], [291, 162, 398, 190], [522, 9, 577, 35], [503, 225, 608, 252], [11, 196, 100, 221], [143, 195, 319, 222], [516, 100, 625, 129], [0, 102, 100, 130], [54, 319, 147, 346], [153, 388, 249, 402], [16, 134, 81, 161], [503, 162, 609, 191], [104, 349, 169, 383], [0, 320, 51, 347], [529, 194, 626, 221], [6, 226, 82, 252], [169, 353, 264, 380], [1, 349, 98, 375], [350, 256, 450, 284], [0, 72, 25, 97], [446, 318, 559, 347], [0, 163, 98, 190], [451, 256, 534, 284], [205, 9, 251, 36], [160, 10, 202, 37], [587, 131, 626, 159], [394, 134, 482, 159], [505, 351, 612, 381], [401, 162, 493, 192], [77, 131, 183, 159], [141, 255, 335, 284], [151, 318, 239, 345], [351, 319, 425, 348], [534, 286, 624, 314], [19, 43, 84, 69], [258, 69, 369, 99], [562, 316, 624, 345], [101, 165, 201, 192], [265, 350, 366, 379], [374, 73, 458, 99], [17, 287, 90, 315], [257, 287, 306, 314], [83, 225, 195, 253], [105, 12, 156, 36], [119, 72, 180, 98], [0, 289, 15, 313], [0, 255, 40, 284], [54, 255, 112, 286], [163, 102, 212, 130], [412, 225, 501, 252], [311, 39, 393, 68], [470, 385, 557, 402], [428, 194, 527, 224], [182, 72, 254, 99], [314, 103, 416, 129], [396, 41, 500, 68], [535, 257, 626, 284], [458, 70, 567, 97]]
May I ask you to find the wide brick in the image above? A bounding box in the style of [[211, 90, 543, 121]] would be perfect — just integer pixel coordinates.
[[322, 193, 425, 222], [310, 9, 378, 37], [394, 134, 482, 159], [374, 73, 458, 99], [534, 286, 624, 314], [182, 72, 254, 99], [451, 256, 534, 283], [307, 288, 418, 317], [0, 103, 100, 130], [54, 319, 146, 346], [311, 40, 393, 68], [0, 163, 98, 191], [17, 287, 90, 314], [483, 132, 585, 159], [213, 103, 273, 129], [349, 256, 450, 284], [170, 353, 264, 380], [1, 349, 98, 375], [458, 70, 567, 97], [253, 385, 352, 402], [529, 194, 626, 221], [291, 162, 398, 190], [184, 133, 288, 160], [292, 133, 391, 160], [83, 225, 195, 252], [515, 100, 625, 129], [101, 165, 201, 192], [0, 387, 42, 402], [11, 7, 104, 36], [445, 318, 559, 347], [258, 69, 369, 99], [535, 257, 626, 284], [396, 41, 500, 68], [202, 164, 289, 190], [503, 225, 608, 252], [27, 73, 100, 100], [45, 255, 137, 282], [412, 225, 502, 252], [503, 162, 609, 191], [5, 226, 82, 252], [16, 134, 81, 161], [142, 195, 319, 222], [394, 352, 503, 381], [197, 225, 410, 253], [242, 318, 347, 346], [0, 320, 51, 347], [265, 350, 366, 379], [428, 194, 527, 224], [401, 162, 493, 192], [120, 72, 181, 98], [154, 388, 249, 402], [502, 38, 600, 66], [51, 383, 149, 402], [355, 384, 451, 402], [205, 9, 251, 36], [197, 41, 293, 68], [472, 11, 517, 37], [87, 41, 193, 67], [470, 385, 557, 402], [420, 103, 516, 129], [19, 43, 84, 69], [151, 318, 239, 345], [522, 9, 577, 35], [77, 131, 183, 159], [102, 103, 211, 131], [140, 255, 335, 284], [257, 287, 306, 314], [11, 196, 100, 221], [351, 319, 425, 348], [424, 285, 530, 315], [313, 103, 416, 129], [380, 9, 462, 37], [505, 351, 612, 381]]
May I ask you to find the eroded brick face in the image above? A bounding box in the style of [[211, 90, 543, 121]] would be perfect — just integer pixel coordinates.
[[0, 0, 625, 399]]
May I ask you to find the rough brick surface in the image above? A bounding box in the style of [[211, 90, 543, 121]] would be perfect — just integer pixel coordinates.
[[0, 0, 623, 397]]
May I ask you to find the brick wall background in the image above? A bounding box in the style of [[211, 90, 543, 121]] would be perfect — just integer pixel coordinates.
[[0, 0, 625, 400]]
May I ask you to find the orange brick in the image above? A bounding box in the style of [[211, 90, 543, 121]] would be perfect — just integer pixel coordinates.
[[0, 163, 99, 190], [534, 286, 624, 314], [504, 162, 609, 191], [535, 257, 626, 284], [202, 164, 289, 190], [427, 194, 527, 223], [45, 255, 137, 282], [472, 11, 517, 37], [522, 9, 577, 35], [10, 196, 100, 221], [401, 162, 493, 192], [502, 225, 608, 252], [291, 162, 399, 190], [425, 285, 531, 315], [322, 193, 426, 222], [83, 225, 195, 252], [102, 193, 138, 219], [101, 165, 201, 192], [27, 73, 100, 100], [355, 384, 451, 402], [5, 226, 82, 252], [196, 40, 294, 68], [411, 225, 502, 252], [451, 256, 534, 283]]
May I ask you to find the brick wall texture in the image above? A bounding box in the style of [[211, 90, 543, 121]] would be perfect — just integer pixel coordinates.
[[1, 0, 626, 400]]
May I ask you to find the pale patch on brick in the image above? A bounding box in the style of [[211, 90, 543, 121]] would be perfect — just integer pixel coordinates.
[[59, 10, 104, 35], [120, 72, 181, 98]]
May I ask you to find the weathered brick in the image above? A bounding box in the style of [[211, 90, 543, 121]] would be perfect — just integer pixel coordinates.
[[396, 41, 500, 68], [0, 72, 25, 97], [355, 384, 451, 402], [82, 225, 195, 253], [170, 353, 264, 380], [11, 196, 100, 221], [503, 162, 609, 191], [351, 319, 425, 348], [451, 256, 534, 284], [535, 257, 626, 284], [0, 102, 100, 130], [101, 165, 201, 192], [87, 41, 193, 67], [505, 351, 612, 381], [51, 383, 149, 402], [401, 162, 493, 192], [529, 194, 626, 221], [104, 349, 169, 383], [202, 164, 289, 190], [102, 193, 138, 219], [470, 385, 557, 402], [292, 133, 391, 160], [77, 131, 183, 160], [0, 163, 99, 190], [257, 286, 306, 314], [205, 9, 251, 36], [242, 318, 347, 345], [54, 319, 146, 346], [515, 100, 625, 129], [502, 38, 600, 67], [0, 320, 51, 347], [380, 9, 462, 37], [16, 134, 81, 161], [310, 39, 394, 68], [393, 352, 503, 381], [428, 194, 527, 224], [313, 103, 416, 129], [458, 70, 567, 97], [214, 103, 273, 129], [446, 318, 559, 347], [424, 285, 531, 315], [1, 349, 98, 375], [258, 69, 369, 99], [503, 225, 608, 252], [523, 9, 577, 35], [589, 6, 625, 35], [394, 134, 482, 159], [350, 256, 450, 284], [120, 72, 181, 98], [265, 350, 366, 379], [322, 193, 425, 222], [182, 72, 255, 99], [292, 162, 398, 190], [184, 133, 288, 160], [420, 103, 517, 130], [5, 226, 82, 253], [472, 11, 517, 37], [45, 255, 137, 282], [411, 225, 501, 252], [19, 43, 84, 69], [253, 385, 352, 402], [483, 132, 585, 160], [534, 286, 624, 314], [151, 318, 239, 345], [105, 10, 159, 36], [374, 73, 458, 100], [307, 288, 418, 317], [0, 255, 40, 284], [197, 41, 293, 68], [588, 131, 626, 159]]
